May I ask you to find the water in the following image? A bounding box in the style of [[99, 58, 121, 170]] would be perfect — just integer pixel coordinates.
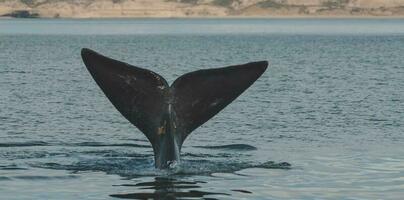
[[0, 18, 404, 199]]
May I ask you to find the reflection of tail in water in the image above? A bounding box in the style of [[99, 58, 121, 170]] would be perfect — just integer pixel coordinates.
[[81, 48, 268, 169], [110, 177, 229, 200]]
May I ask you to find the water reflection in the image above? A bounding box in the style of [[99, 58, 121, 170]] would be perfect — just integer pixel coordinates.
[[110, 177, 230, 199]]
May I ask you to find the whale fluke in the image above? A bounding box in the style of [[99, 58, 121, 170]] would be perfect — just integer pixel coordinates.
[[81, 48, 268, 168]]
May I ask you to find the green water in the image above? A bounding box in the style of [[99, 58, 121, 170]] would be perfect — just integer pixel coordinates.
[[0, 18, 404, 199]]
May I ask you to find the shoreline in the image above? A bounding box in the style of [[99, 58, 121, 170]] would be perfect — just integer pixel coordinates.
[[2, 15, 404, 20], [2, 0, 404, 21]]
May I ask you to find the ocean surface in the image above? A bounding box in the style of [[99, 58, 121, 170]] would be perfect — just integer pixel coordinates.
[[0, 18, 404, 199]]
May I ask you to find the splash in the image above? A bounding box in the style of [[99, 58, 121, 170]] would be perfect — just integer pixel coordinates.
[[35, 156, 290, 178]]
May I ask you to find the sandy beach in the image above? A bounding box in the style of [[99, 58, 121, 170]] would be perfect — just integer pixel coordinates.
[[1, 0, 404, 19]]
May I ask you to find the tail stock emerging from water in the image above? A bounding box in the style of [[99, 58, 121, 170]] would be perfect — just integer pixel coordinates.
[[81, 48, 268, 168]]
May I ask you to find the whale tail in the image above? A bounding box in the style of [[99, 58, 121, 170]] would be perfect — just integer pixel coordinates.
[[81, 48, 268, 168]]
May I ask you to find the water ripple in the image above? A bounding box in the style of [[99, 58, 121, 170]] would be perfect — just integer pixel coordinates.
[[193, 144, 257, 151], [33, 157, 290, 178], [0, 141, 49, 147]]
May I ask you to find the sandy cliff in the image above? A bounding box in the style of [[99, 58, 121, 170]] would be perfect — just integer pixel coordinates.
[[1, 0, 404, 18]]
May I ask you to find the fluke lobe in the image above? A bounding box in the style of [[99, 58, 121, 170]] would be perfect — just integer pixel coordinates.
[[81, 48, 268, 169]]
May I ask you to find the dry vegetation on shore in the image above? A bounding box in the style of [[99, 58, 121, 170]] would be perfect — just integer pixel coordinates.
[[1, 0, 404, 18]]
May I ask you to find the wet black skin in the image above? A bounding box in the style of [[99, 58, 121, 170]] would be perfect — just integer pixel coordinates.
[[81, 48, 268, 169]]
